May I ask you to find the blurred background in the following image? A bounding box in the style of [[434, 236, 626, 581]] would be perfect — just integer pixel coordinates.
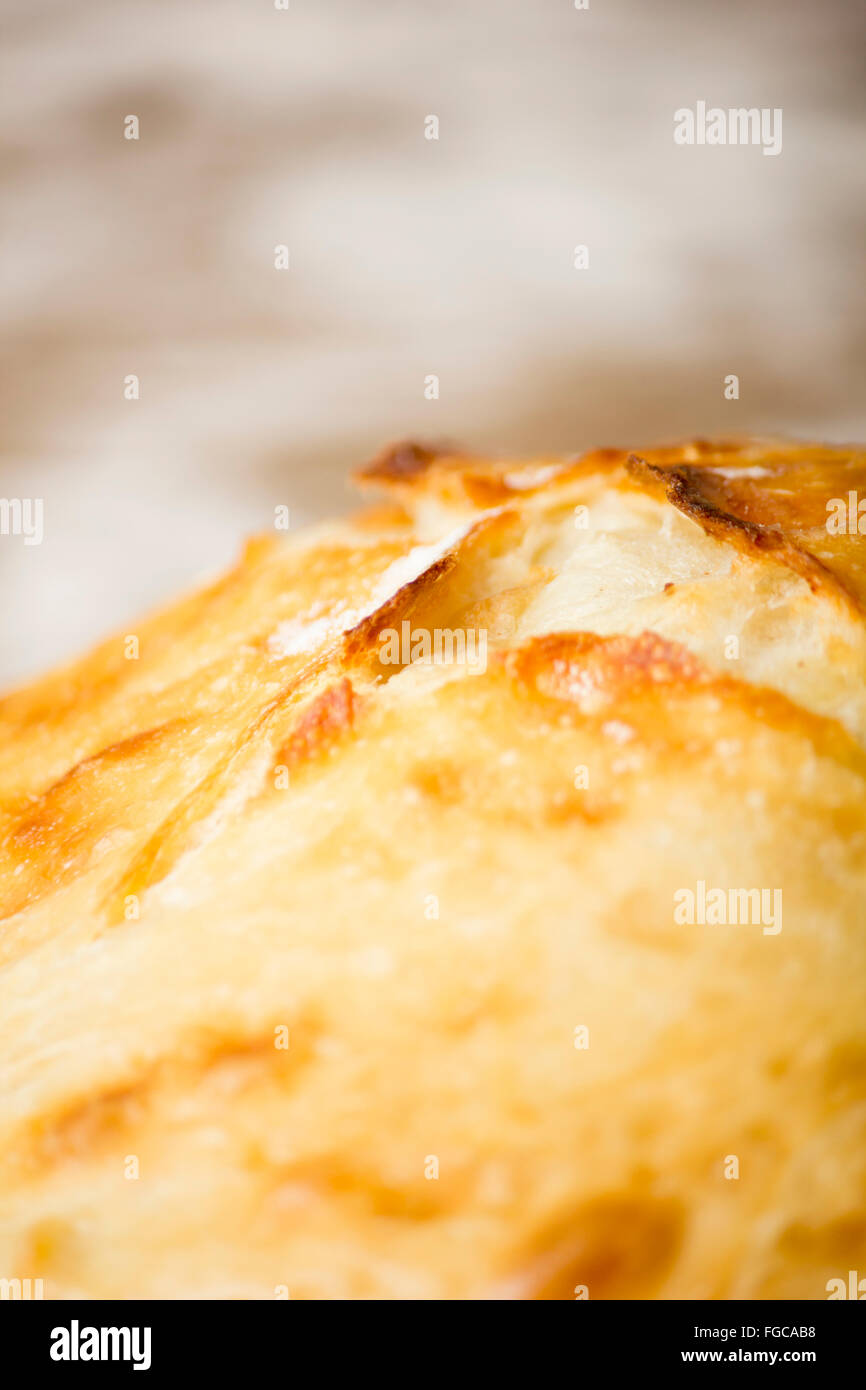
[[1, 0, 864, 686]]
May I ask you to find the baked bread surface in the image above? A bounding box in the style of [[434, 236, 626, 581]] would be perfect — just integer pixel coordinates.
[[1, 437, 865, 1299]]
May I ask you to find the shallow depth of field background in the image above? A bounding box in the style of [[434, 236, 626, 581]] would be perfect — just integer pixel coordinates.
[[1, 0, 864, 686]]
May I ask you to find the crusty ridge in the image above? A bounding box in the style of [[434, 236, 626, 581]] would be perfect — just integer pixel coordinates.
[[2, 436, 865, 934], [360, 436, 866, 611]]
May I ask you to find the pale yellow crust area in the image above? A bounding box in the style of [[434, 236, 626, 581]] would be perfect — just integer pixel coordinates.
[[1, 439, 865, 1299]]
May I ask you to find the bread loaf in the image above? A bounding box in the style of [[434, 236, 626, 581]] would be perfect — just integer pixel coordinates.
[[1, 437, 864, 1299]]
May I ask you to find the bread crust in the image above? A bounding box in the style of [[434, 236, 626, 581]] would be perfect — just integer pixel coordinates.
[[1, 438, 864, 1299]]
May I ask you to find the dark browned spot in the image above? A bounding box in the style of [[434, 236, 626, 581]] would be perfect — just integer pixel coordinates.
[[502, 630, 712, 706], [6, 1022, 320, 1182], [275, 678, 358, 768], [272, 1158, 449, 1222], [408, 760, 464, 805], [358, 439, 442, 482], [527, 1194, 685, 1300], [626, 449, 865, 613], [824, 1042, 866, 1106]]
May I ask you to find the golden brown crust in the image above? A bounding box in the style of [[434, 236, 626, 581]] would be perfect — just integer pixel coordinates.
[[1, 437, 865, 1300], [360, 435, 866, 611], [624, 445, 866, 613]]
